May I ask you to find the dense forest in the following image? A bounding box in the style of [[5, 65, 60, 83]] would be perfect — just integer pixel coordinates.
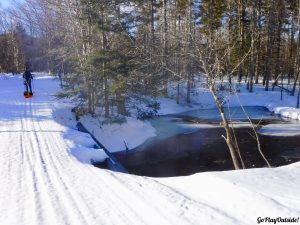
[[1, 0, 300, 116], [2, 0, 298, 171]]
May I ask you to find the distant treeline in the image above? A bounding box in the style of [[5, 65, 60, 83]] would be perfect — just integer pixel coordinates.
[[1, 0, 299, 114]]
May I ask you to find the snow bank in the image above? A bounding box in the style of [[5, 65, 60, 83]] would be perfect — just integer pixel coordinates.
[[64, 129, 97, 147], [80, 116, 156, 152], [161, 81, 300, 121], [70, 146, 108, 164], [227, 85, 300, 121], [159, 162, 300, 224], [162, 81, 300, 136], [64, 129, 109, 163], [148, 82, 300, 140], [258, 123, 300, 136], [266, 103, 300, 121], [157, 97, 197, 115]]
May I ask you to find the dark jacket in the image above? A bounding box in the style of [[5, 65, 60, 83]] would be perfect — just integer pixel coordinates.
[[23, 70, 33, 81]]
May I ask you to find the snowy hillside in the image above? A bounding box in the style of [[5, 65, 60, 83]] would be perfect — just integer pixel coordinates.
[[0, 74, 299, 225]]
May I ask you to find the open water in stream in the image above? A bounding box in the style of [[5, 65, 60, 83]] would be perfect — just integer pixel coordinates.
[[113, 106, 300, 177]]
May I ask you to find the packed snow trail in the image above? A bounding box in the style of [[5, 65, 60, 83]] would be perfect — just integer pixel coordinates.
[[0, 74, 299, 225], [0, 75, 231, 225]]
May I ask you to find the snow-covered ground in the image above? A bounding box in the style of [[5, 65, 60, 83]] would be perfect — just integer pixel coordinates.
[[0, 74, 300, 225], [79, 79, 300, 151], [80, 116, 156, 152], [163, 81, 300, 137], [165, 79, 300, 119], [258, 123, 300, 136]]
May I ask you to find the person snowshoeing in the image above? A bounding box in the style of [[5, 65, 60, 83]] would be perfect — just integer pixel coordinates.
[[23, 67, 33, 95]]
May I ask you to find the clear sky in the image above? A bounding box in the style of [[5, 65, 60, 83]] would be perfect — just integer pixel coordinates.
[[0, 0, 23, 8]]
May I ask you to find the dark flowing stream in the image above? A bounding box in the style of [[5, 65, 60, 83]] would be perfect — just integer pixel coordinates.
[[112, 106, 300, 177]]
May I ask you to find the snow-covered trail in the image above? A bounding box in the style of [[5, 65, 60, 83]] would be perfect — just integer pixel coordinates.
[[0, 74, 299, 225], [0, 75, 230, 225]]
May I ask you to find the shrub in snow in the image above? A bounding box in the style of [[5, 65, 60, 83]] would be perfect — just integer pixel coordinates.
[[72, 106, 89, 120], [137, 101, 160, 120]]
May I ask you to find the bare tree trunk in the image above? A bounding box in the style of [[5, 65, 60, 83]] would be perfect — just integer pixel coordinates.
[[102, 12, 109, 118], [297, 78, 300, 108], [187, 72, 191, 103], [296, 0, 300, 107], [249, 0, 257, 92], [116, 92, 127, 116], [209, 84, 242, 170], [255, 0, 262, 84], [273, 0, 284, 88], [162, 0, 168, 96], [265, 1, 275, 91], [238, 0, 245, 83], [104, 74, 109, 117], [292, 2, 300, 97], [291, 72, 299, 96], [176, 14, 181, 104], [186, 0, 192, 104], [150, 0, 155, 46], [288, 11, 295, 86]]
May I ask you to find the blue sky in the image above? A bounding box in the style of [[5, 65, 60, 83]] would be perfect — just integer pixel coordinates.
[[0, 0, 11, 8], [0, 0, 23, 8]]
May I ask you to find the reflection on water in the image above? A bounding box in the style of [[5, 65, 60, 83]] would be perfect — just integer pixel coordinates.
[[178, 106, 273, 121], [112, 106, 300, 177], [149, 106, 275, 140]]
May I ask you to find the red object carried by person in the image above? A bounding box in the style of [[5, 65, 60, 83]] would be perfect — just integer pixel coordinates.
[[24, 91, 33, 98]]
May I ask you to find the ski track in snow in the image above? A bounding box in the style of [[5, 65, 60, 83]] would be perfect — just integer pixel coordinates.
[[0, 74, 299, 225], [0, 75, 227, 225]]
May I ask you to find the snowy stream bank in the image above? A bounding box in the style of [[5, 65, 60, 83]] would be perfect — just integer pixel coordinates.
[[0, 74, 299, 225]]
